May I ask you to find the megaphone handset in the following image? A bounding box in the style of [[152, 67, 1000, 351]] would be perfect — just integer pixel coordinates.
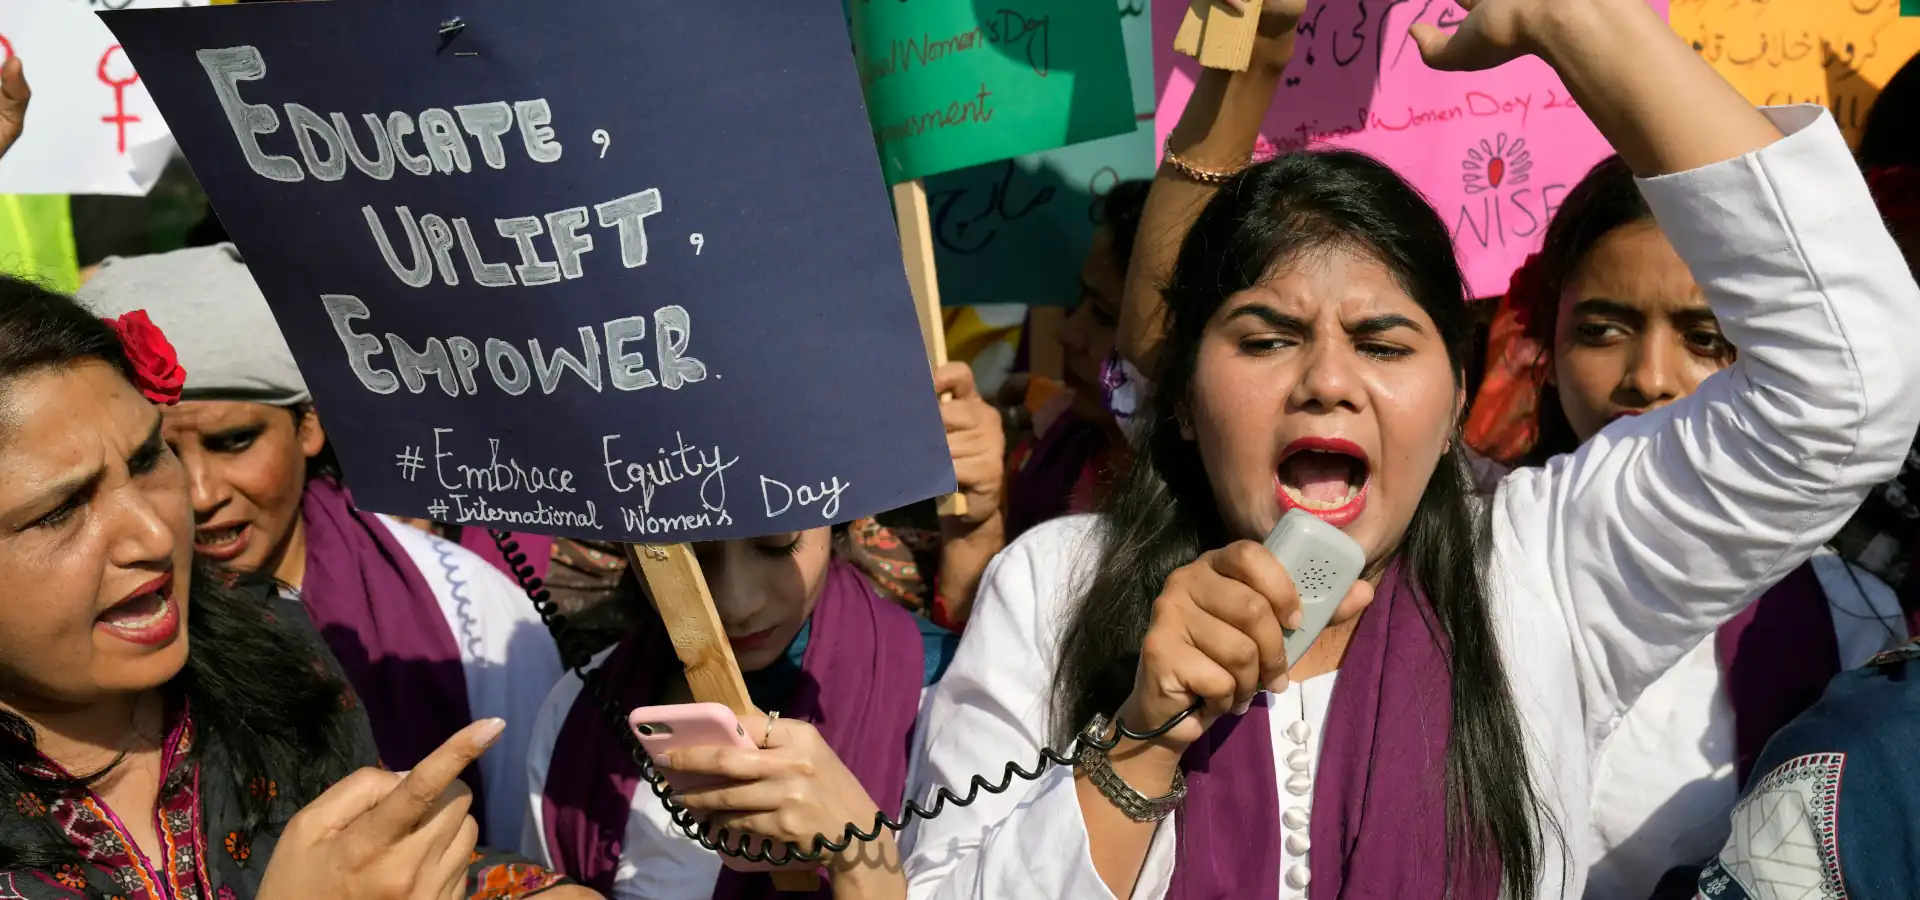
[[490, 511, 1362, 865]]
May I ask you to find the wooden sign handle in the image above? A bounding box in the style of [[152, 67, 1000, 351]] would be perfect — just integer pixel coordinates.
[[624, 543, 822, 893], [1172, 0, 1262, 71], [891, 178, 968, 519]]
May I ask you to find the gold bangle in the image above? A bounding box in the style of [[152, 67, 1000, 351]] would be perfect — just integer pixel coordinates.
[[1164, 149, 1247, 185]]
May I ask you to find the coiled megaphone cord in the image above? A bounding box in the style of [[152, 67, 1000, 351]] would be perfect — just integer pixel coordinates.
[[489, 530, 1196, 865]]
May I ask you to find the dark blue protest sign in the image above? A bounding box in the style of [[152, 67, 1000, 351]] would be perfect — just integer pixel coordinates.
[[103, 0, 956, 543]]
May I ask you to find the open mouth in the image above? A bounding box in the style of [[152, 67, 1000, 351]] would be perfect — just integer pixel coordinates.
[[96, 572, 181, 647], [194, 522, 251, 562], [1274, 437, 1371, 528]]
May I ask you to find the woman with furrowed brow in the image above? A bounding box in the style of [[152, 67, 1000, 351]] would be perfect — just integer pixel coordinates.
[[0, 275, 592, 900], [898, 0, 1920, 897], [76, 244, 565, 850]]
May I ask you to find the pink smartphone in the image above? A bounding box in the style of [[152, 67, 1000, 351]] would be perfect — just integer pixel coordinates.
[[627, 703, 797, 874]]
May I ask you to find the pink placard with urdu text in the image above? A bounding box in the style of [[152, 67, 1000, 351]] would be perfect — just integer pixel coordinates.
[[1154, 0, 1670, 299]]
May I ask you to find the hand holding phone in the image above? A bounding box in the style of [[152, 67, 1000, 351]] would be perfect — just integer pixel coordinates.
[[630, 703, 793, 873], [632, 704, 898, 880]]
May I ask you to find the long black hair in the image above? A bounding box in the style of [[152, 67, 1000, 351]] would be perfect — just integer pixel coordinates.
[[1051, 152, 1556, 898], [0, 276, 362, 873], [1516, 155, 1652, 465]]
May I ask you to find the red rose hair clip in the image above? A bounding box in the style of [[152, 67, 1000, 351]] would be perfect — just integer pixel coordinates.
[[102, 310, 187, 406]]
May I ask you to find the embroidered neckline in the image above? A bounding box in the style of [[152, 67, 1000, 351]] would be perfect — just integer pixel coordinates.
[[35, 706, 212, 900]]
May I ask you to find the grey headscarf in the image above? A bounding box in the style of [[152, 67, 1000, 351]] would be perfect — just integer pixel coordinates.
[[77, 243, 310, 406]]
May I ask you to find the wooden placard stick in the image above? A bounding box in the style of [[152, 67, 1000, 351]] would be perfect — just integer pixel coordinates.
[[624, 543, 822, 893], [1171, 0, 1263, 72], [891, 178, 969, 519]]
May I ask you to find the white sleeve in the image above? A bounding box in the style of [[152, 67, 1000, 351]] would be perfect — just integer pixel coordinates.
[[1499, 107, 1920, 726], [902, 519, 1177, 899], [376, 516, 568, 846], [443, 546, 566, 846], [521, 673, 582, 863]]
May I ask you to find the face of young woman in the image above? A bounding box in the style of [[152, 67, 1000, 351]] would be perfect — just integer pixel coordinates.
[[1186, 246, 1460, 573], [1552, 222, 1733, 444], [161, 401, 325, 580], [0, 361, 194, 708], [1060, 225, 1124, 424], [694, 528, 834, 672]]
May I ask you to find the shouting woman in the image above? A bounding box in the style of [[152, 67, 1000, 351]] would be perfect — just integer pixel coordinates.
[[77, 244, 564, 847], [900, 0, 1920, 897], [0, 276, 586, 899]]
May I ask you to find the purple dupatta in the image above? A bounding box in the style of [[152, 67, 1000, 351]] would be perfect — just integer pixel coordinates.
[[1170, 563, 1499, 900], [299, 478, 482, 802]]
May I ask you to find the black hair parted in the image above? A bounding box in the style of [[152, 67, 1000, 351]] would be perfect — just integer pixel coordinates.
[[0, 276, 362, 876], [1051, 152, 1560, 900]]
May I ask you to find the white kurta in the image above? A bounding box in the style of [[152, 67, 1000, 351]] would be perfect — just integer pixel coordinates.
[[370, 516, 565, 845], [1582, 551, 1908, 899], [522, 660, 716, 900], [899, 107, 1920, 900]]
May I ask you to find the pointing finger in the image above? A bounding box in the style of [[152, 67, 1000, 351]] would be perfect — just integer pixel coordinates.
[[359, 719, 503, 841]]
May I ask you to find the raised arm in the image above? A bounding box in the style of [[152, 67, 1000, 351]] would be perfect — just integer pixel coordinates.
[[1116, 1, 1300, 376], [1428, 0, 1920, 721], [1414, 0, 1781, 174]]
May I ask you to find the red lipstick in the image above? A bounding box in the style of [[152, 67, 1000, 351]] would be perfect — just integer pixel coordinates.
[[96, 571, 181, 647], [1274, 437, 1372, 529]]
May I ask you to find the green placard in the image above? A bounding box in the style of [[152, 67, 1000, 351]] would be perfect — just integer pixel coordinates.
[[850, 0, 1136, 184], [924, 0, 1154, 306], [1904, 0, 1917, 16]]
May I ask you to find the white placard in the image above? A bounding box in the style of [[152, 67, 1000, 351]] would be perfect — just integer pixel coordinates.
[[0, 0, 207, 196]]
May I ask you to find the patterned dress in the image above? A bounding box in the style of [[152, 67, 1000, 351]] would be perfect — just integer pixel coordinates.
[[1693, 639, 1920, 899], [0, 592, 568, 900]]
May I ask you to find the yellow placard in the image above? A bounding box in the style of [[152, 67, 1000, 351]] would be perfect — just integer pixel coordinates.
[[1671, 0, 1920, 146]]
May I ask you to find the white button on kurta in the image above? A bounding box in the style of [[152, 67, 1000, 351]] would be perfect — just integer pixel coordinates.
[[900, 107, 1920, 900]]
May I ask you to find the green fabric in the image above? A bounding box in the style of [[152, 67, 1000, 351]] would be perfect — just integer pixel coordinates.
[[0, 194, 80, 295]]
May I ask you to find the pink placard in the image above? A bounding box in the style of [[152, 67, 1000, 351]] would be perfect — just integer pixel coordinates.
[[1153, 0, 1669, 299]]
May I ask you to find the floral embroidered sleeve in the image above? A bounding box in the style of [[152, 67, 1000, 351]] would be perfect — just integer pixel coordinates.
[[466, 850, 570, 899]]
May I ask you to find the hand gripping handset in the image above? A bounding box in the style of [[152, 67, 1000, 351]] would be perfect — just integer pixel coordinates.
[[1262, 509, 1366, 667], [629, 703, 794, 873]]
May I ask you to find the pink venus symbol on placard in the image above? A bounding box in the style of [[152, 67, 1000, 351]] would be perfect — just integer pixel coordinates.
[[98, 44, 141, 154], [0, 35, 13, 65], [1462, 134, 1532, 194]]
